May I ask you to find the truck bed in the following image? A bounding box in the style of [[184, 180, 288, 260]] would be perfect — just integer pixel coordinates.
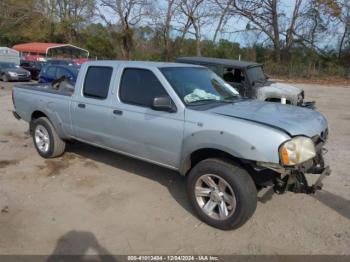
[[14, 82, 74, 97]]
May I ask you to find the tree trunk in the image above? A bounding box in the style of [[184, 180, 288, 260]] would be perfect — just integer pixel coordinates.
[[338, 26, 348, 59], [163, 0, 175, 61], [212, 0, 233, 43], [271, 0, 281, 62], [193, 22, 201, 56], [196, 37, 201, 56]]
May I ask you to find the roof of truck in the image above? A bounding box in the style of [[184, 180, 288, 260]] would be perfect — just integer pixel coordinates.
[[176, 57, 262, 69], [85, 60, 203, 68]]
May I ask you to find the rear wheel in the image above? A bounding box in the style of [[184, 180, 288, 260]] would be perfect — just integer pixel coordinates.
[[187, 158, 257, 230], [32, 117, 66, 158]]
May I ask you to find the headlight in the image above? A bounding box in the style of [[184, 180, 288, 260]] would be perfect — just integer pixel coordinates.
[[280, 136, 316, 166], [8, 71, 17, 77]]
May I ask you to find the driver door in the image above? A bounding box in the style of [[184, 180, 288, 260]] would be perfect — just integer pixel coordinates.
[[109, 66, 185, 168]]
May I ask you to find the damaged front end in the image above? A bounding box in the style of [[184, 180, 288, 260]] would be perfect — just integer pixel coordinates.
[[271, 155, 330, 195], [256, 132, 330, 195], [297, 90, 316, 110]]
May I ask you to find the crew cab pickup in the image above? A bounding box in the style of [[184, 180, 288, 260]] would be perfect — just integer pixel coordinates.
[[12, 61, 331, 230]]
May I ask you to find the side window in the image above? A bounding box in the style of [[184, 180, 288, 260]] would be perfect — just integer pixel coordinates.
[[119, 68, 169, 108], [57, 67, 71, 79], [46, 66, 57, 78], [206, 64, 223, 76], [83, 66, 113, 99]]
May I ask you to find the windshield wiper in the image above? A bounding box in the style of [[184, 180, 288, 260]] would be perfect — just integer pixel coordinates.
[[223, 95, 240, 102], [253, 79, 266, 85], [187, 99, 225, 105]]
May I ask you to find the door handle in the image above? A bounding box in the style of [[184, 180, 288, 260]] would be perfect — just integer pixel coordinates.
[[113, 109, 123, 115], [78, 103, 86, 108]]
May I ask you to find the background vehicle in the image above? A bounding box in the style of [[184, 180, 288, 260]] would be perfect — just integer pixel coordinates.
[[0, 61, 31, 82], [38, 64, 79, 84], [20, 60, 45, 80], [176, 57, 315, 108], [46, 59, 78, 66], [12, 61, 330, 230]]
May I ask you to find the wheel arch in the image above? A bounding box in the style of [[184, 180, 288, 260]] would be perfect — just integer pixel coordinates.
[[179, 147, 243, 176], [30, 110, 67, 139]]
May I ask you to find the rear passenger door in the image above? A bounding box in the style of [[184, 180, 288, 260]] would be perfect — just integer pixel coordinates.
[[110, 67, 184, 168], [71, 66, 114, 147]]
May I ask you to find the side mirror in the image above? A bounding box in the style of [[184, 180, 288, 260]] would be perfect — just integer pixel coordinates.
[[152, 96, 176, 112]]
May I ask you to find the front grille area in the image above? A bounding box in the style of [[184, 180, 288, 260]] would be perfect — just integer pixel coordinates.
[[320, 128, 329, 141], [312, 128, 328, 153]]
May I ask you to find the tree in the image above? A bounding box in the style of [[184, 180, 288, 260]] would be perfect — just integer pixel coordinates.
[[179, 0, 211, 56], [154, 0, 178, 60], [0, 0, 48, 45], [336, 0, 350, 59], [80, 23, 117, 59], [100, 0, 154, 59], [34, 0, 96, 43], [211, 0, 234, 43], [232, 0, 303, 62]]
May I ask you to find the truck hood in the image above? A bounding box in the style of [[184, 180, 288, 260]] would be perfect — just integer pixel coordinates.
[[210, 100, 327, 137], [264, 82, 302, 95], [256, 81, 303, 104]]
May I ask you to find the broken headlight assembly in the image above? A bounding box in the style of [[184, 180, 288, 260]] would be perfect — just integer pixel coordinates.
[[280, 136, 316, 166]]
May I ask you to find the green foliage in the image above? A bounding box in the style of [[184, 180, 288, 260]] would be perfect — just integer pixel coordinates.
[[78, 24, 117, 59], [0, 0, 348, 79]]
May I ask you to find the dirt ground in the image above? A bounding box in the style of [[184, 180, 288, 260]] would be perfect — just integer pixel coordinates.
[[0, 81, 349, 255]]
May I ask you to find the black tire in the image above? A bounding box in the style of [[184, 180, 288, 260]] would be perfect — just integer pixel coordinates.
[[187, 158, 257, 230], [32, 117, 66, 158]]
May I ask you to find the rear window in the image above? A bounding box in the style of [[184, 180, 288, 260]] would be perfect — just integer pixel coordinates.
[[83, 66, 113, 99]]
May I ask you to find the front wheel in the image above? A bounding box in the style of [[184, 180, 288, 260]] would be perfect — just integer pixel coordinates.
[[2, 74, 9, 82], [32, 117, 66, 158], [187, 158, 257, 230]]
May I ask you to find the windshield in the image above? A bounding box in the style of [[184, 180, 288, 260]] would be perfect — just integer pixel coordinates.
[[160, 67, 239, 105], [0, 63, 18, 69], [246, 66, 266, 84]]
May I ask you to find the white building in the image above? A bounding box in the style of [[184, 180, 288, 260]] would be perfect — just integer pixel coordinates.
[[0, 47, 20, 64]]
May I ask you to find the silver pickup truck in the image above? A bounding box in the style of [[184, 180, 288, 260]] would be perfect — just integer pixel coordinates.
[[12, 61, 330, 230]]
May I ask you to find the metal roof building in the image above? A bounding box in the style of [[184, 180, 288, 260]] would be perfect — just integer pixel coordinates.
[[12, 42, 89, 59]]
